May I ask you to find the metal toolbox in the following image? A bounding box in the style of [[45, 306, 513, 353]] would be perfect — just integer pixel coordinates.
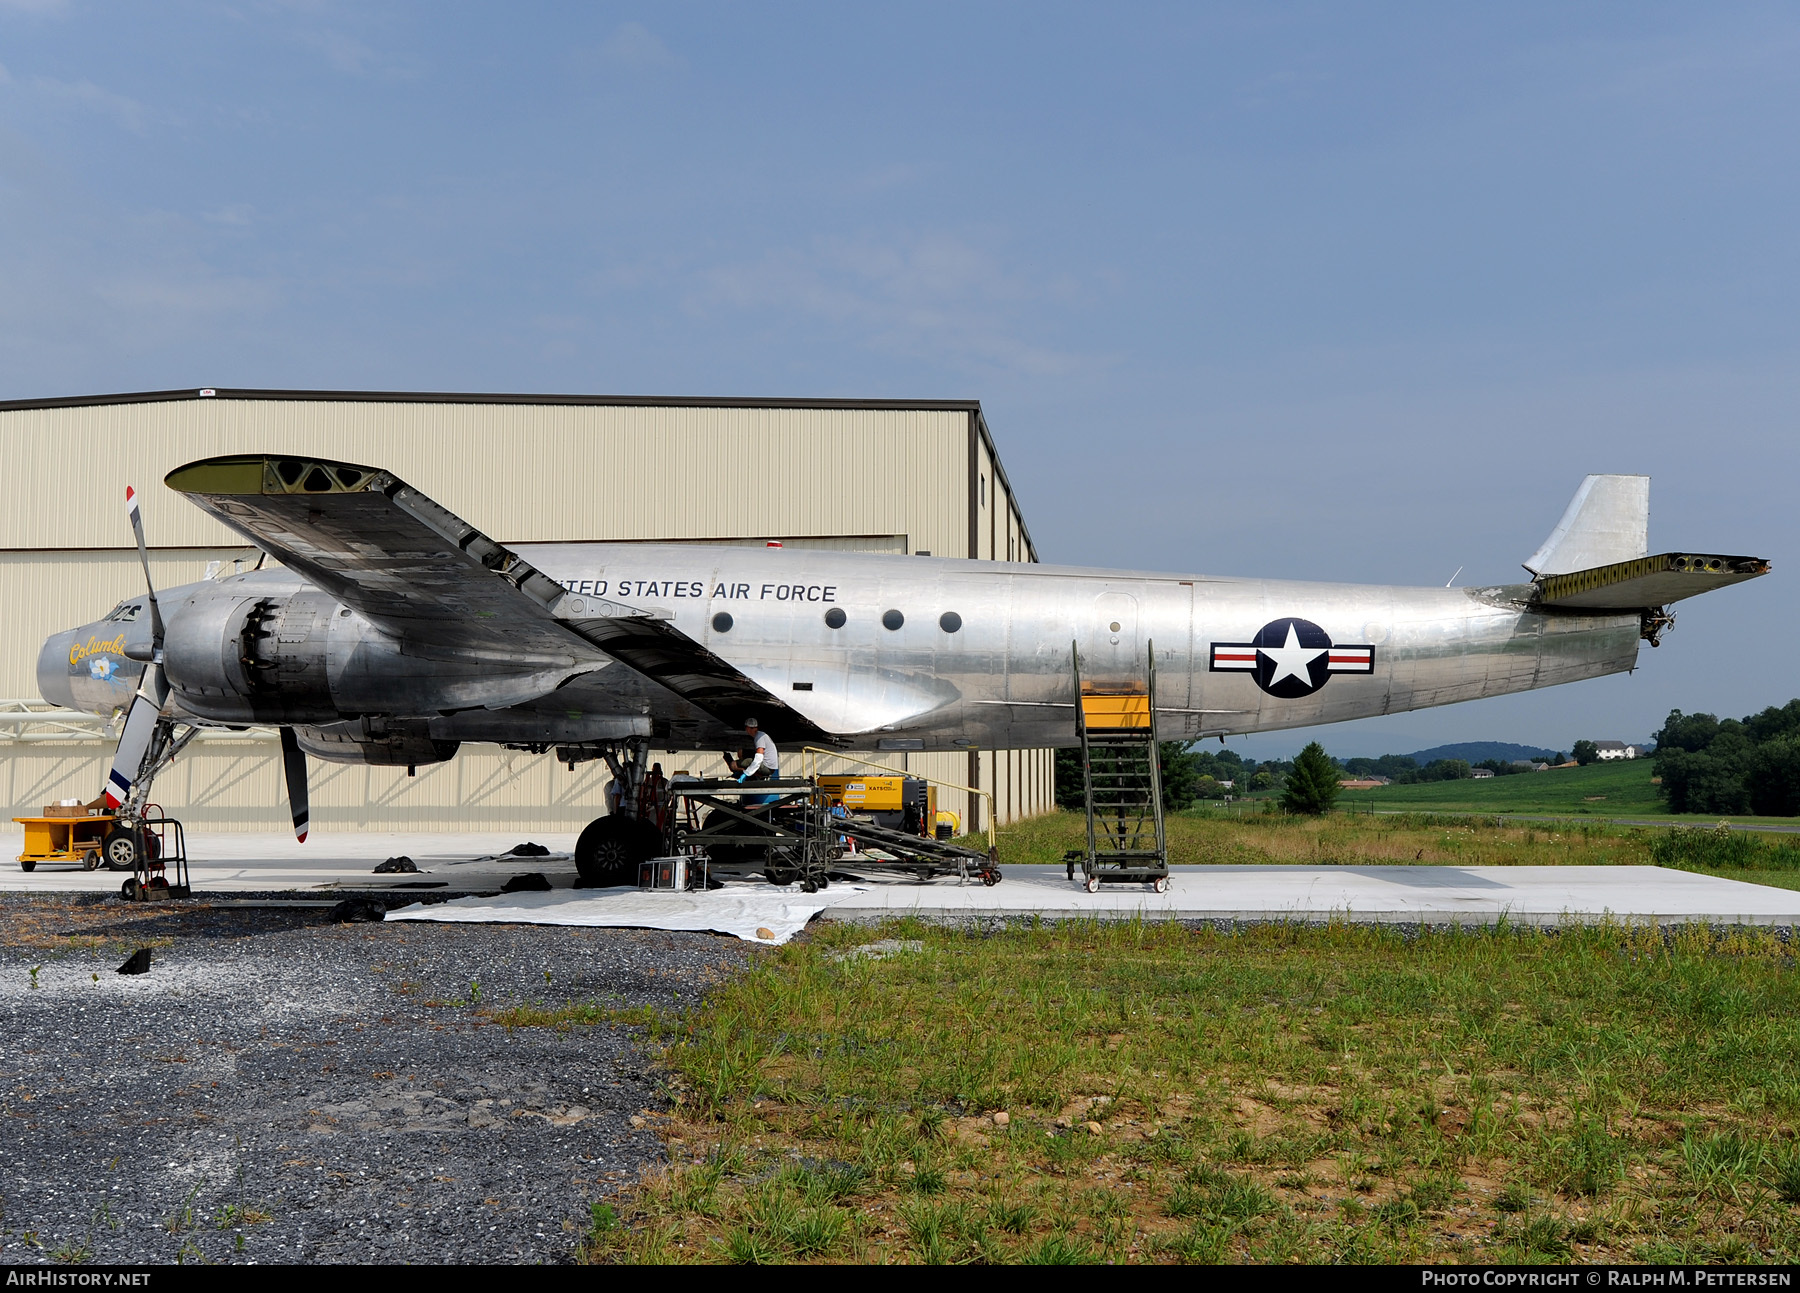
[[638, 856, 687, 891]]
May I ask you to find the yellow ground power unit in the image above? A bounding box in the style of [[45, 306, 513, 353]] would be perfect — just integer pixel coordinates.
[[815, 774, 937, 837]]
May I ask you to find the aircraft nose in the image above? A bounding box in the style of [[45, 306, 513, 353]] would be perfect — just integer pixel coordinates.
[[37, 630, 77, 710]]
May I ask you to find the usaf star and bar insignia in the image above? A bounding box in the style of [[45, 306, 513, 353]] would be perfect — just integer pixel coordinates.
[[1209, 617, 1375, 699]]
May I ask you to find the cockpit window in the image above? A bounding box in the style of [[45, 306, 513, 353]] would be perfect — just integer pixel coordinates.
[[103, 602, 141, 622]]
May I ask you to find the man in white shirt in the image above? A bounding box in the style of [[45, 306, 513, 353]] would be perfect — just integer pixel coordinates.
[[737, 718, 779, 782]]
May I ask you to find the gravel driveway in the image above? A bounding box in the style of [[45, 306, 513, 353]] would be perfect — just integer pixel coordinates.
[[0, 896, 754, 1264]]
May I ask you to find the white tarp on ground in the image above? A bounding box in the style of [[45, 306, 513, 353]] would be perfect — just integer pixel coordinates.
[[384, 883, 864, 944]]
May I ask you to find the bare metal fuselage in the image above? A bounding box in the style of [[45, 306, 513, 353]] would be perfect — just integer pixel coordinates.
[[521, 544, 1639, 748], [42, 541, 1641, 757]]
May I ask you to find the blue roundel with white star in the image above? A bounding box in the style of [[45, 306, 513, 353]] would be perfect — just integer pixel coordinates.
[[1208, 618, 1375, 699]]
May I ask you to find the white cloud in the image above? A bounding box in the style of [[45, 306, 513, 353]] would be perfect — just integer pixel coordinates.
[[599, 21, 682, 70], [94, 272, 280, 319], [288, 24, 418, 79], [307, 28, 377, 74], [856, 163, 924, 193], [201, 203, 255, 227], [698, 233, 1098, 377], [25, 74, 147, 134]]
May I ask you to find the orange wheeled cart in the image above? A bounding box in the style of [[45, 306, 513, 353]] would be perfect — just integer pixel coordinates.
[[13, 807, 114, 872]]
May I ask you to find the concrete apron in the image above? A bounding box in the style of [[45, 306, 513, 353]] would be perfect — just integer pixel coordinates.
[[1, 830, 1795, 929], [0, 828, 581, 896], [821, 863, 1800, 928]]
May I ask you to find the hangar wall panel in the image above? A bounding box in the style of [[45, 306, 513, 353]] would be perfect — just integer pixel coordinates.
[[0, 741, 1053, 834], [0, 402, 974, 558]]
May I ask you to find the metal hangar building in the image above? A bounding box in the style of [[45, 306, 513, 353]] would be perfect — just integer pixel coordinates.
[[0, 388, 1052, 835]]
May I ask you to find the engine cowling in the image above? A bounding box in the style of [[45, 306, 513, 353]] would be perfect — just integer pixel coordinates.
[[163, 588, 338, 723], [294, 723, 459, 766], [160, 575, 603, 725]]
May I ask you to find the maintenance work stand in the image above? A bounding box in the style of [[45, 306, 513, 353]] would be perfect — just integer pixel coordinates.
[[658, 772, 1001, 891], [1065, 640, 1170, 893], [665, 777, 836, 891]]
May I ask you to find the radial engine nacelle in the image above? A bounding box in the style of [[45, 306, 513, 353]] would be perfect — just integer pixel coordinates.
[[44, 572, 603, 734]]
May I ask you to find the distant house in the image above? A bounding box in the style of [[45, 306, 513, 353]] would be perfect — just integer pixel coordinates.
[[1594, 741, 1643, 761], [1470, 768, 1495, 779]]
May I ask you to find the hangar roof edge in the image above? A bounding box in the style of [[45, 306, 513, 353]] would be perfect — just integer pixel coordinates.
[[0, 387, 1037, 560], [0, 387, 984, 414]]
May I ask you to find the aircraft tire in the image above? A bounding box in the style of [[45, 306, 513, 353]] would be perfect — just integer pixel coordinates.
[[575, 816, 660, 885], [100, 827, 141, 872], [701, 809, 772, 870], [764, 858, 801, 887]]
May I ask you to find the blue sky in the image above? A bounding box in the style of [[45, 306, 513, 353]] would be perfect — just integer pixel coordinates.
[[2, 3, 1794, 758]]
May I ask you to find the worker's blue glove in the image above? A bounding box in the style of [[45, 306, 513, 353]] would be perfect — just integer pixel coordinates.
[[737, 773, 748, 783]]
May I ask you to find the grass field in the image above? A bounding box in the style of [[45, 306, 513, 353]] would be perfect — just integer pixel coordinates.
[[567, 919, 1800, 1264], [978, 807, 1800, 891], [1358, 760, 1668, 816], [530, 811, 1800, 1265], [1333, 760, 1798, 827]]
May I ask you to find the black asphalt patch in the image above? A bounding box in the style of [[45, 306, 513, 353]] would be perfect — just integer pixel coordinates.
[[0, 896, 753, 1264]]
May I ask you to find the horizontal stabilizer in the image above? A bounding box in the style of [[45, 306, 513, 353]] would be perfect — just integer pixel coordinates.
[[1533, 552, 1769, 610], [1524, 475, 1648, 576]]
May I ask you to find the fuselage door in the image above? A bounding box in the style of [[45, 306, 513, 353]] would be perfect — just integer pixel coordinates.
[[1084, 589, 1142, 688]]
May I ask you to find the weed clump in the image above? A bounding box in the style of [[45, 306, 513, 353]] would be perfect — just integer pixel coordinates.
[[1652, 825, 1800, 871]]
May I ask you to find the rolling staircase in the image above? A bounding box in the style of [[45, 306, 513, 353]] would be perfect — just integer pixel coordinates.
[[1065, 640, 1170, 893]]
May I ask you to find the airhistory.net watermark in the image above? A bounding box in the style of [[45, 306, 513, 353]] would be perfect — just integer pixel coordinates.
[[1421, 1274, 1794, 1288]]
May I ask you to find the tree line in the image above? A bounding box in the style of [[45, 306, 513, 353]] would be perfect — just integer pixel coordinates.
[[1045, 705, 1800, 821], [1654, 700, 1800, 816]]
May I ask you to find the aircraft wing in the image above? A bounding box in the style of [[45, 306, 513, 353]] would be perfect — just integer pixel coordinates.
[[558, 608, 833, 740], [165, 454, 833, 740]]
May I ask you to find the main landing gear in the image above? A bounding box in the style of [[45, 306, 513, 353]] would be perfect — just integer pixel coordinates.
[[574, 815, 662, 886], [573, 738, 664, 886]]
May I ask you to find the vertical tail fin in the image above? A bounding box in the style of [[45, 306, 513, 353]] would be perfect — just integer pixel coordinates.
[[1523, 475, 1649, 576]]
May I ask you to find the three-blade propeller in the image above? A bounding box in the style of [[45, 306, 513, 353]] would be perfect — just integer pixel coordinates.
[[102, 485, 309, 841], [102, 487, 168, 811], [279, 726, 310, 843]]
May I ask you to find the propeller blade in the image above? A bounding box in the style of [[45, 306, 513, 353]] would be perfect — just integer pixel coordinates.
[[279, 726, 309, 843], [125, 485, 165, 649], [104, 663, 168, 809]]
